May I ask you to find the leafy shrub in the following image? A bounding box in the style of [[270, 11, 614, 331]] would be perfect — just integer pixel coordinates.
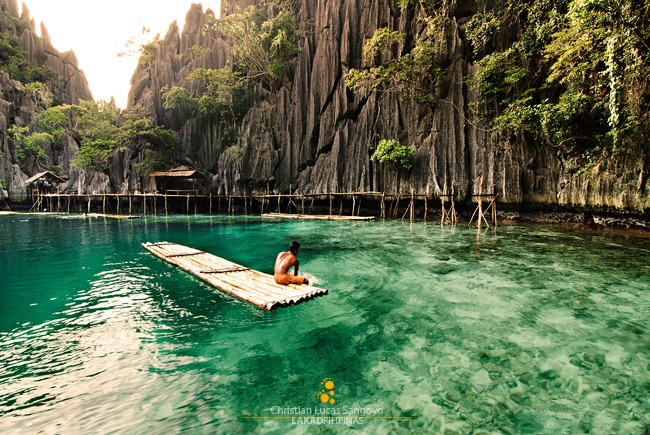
[[371, 139, 414, 171]]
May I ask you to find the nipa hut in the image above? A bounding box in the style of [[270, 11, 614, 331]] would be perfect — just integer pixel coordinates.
[[150, 167, 206, 195], [24, 171, 66, 195]]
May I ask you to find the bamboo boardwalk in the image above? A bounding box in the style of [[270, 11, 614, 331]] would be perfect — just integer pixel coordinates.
[[142, 242, 328, 311], [83, 213, 141, 219], [262, 212, 374, 221]]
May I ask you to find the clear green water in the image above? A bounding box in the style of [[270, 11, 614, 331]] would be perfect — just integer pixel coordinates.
[[0, 214, 649, 434]]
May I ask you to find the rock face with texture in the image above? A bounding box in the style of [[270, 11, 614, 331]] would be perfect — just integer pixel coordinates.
[[127, 0, 649, 213], [0, 0, 93, 196]]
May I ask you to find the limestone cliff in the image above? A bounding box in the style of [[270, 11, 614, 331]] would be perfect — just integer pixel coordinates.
[[126, 0, 649, 215], [0, 0, 93, 196]]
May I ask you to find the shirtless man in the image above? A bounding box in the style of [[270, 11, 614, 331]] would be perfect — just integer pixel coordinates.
[[274, 241, 310, 285]]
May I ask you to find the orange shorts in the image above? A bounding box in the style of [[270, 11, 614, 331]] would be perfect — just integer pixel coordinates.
[[274, 274, 306, 285]]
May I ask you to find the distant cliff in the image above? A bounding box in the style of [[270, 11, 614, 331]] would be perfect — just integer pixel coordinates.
[[0, 0, 92, 196], [1, 0, 647, 219], [126, 0, 649, 215]]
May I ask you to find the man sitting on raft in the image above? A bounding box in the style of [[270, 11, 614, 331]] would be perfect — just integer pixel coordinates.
[[274, 241, 310, 285]]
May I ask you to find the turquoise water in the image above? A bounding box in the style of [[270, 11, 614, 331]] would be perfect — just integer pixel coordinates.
[[0, 214, 649, 434]]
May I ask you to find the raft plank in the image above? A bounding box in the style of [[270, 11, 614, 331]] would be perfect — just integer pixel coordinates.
[[142, 241, 328, 311], [261, 212, 374, 221]]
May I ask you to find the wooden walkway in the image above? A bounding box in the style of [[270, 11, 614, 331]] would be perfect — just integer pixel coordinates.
[[262, 212, 374, 221], [142, 242, 328, 311], [83, 213, 141, 219]]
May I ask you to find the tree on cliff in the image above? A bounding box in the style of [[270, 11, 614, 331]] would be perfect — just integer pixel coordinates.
[[210, 5, 298, 89], [345, 1, 448, 106], [467, 0, 650, 173]]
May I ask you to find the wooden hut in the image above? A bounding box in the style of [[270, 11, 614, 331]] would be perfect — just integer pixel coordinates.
[[150, 167, 206, 195], [24, 171, 66, 195]]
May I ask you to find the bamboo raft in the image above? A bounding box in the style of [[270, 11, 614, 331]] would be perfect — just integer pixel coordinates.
[[142, 242, 328, 311], [262, 212, 374, 221]]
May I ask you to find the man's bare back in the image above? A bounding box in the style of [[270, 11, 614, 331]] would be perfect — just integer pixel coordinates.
[[273, 241, 309, 285], [275, 251, 298, 275]]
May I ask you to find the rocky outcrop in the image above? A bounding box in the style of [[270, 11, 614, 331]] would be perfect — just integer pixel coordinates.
[[125, 0, 649, 214], [18, 6, 93, 104], [0, 0, 94, 198]]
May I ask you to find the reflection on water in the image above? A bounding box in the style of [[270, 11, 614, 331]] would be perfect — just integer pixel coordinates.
[[0, 215, 649, 433]]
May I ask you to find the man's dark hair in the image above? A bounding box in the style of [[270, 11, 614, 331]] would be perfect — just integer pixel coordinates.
[[289, 241, 300, 252]]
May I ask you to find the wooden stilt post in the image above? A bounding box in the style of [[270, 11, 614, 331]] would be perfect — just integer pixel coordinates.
[[491, 184, 497, 226], [209, 192, 212, 215], [450, 185, 457, 225], [424, 195, 428, 222], [278, 193, 281, 213], [103, 194, 106, 214], [67, 195, 70, 214], [144, 193, 147, 215], [228, 194, 232, 215], [301, 195, 305, 214], [441, 196, 446, 224], [129, 194, 132, 215], [187, 194, 191, 214], [380, 192, 385, 220], [153, 193, 157, 216], [116, 196, 120, 215], [87, 195, 91, 214], [478, 176, 484, 230], [329, 193, 333, 216], [165, 193, 168, 215], [339, 195, 343, 216], [410, 191, 414, 222], [352, 195, 356, 217]]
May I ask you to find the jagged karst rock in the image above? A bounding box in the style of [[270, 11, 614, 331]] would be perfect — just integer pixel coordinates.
[[0, 0, 94, 197], [125, 0, 650, 213]]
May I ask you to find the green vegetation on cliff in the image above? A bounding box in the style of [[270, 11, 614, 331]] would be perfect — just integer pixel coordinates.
[[0, 9, 55, 85], [161, 1, 299, 146], [466, 0, 650, 172], [346, 0, 650, 174]]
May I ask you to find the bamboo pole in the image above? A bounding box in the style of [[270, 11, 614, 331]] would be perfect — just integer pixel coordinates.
[[441, 196, 446, 224], [424, 195, 428, 222], [451, 194, 457, 225], [492, 184, 497, 226]]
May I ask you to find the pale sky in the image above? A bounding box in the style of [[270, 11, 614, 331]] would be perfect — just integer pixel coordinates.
[[21, 0, 221, 109]]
